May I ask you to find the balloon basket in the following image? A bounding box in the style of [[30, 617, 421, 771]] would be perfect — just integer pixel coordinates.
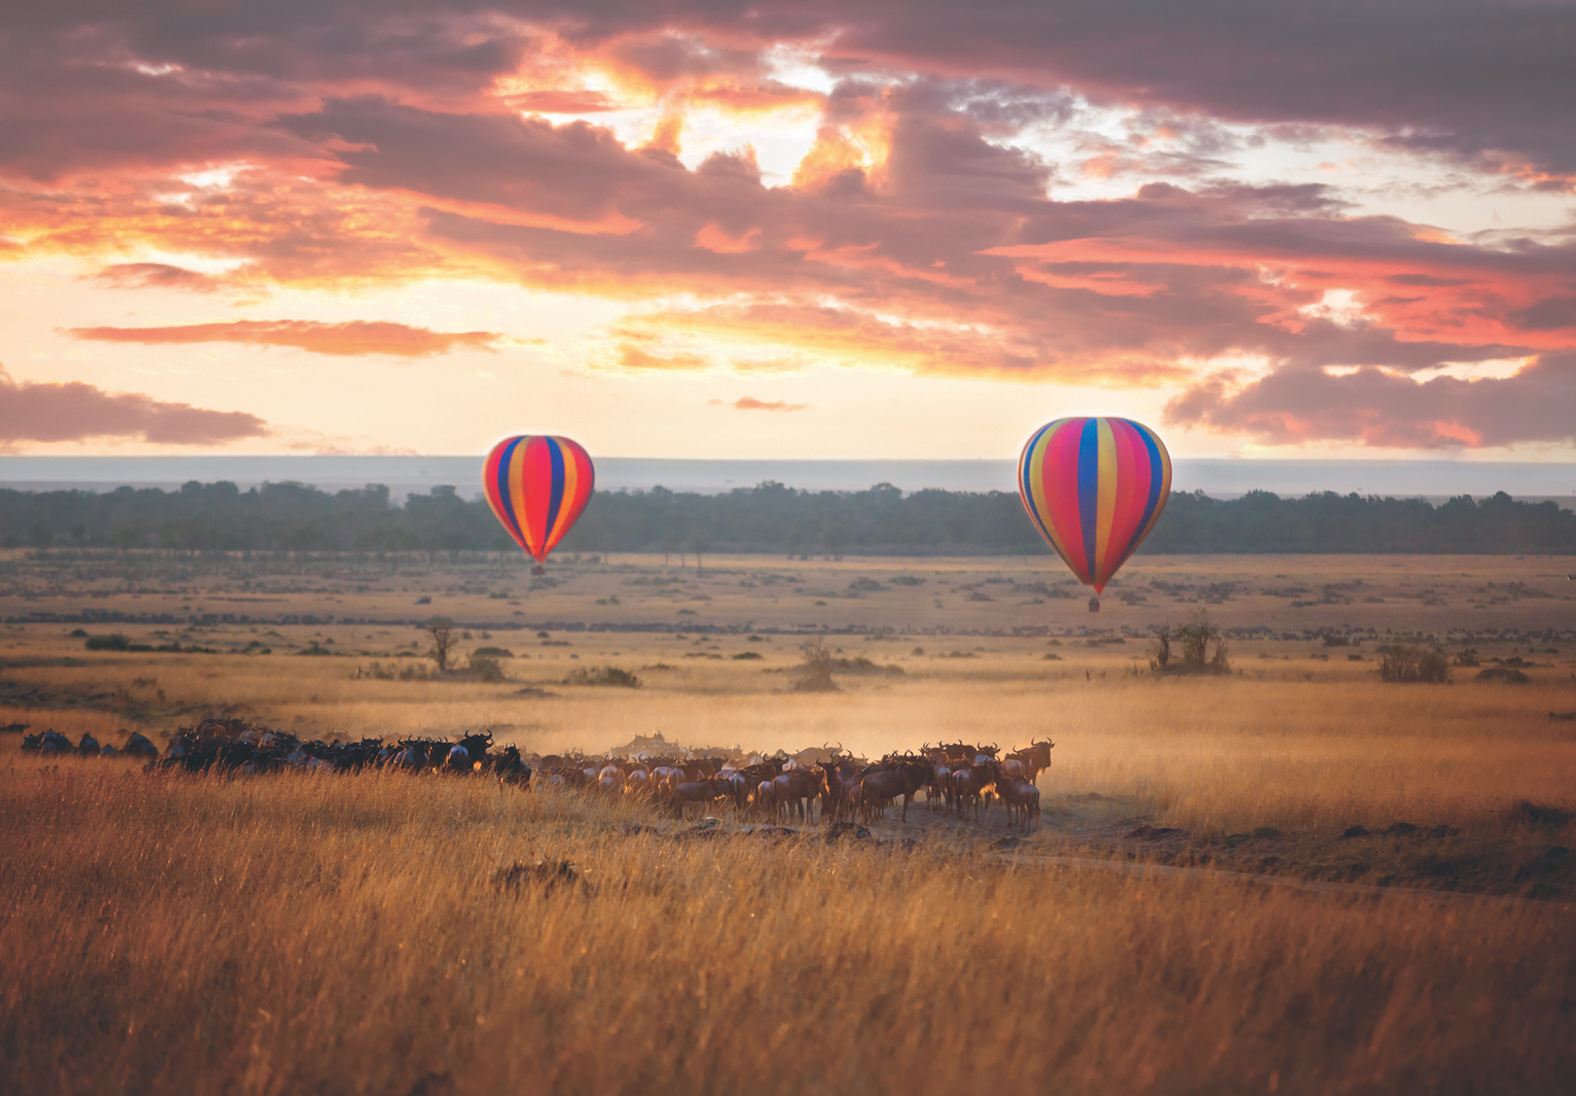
[[531, 565, 546, 576], [1087, 596, 1101, 613]]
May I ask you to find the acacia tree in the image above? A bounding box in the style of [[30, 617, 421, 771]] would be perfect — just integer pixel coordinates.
[[424, 616, 456, 672]]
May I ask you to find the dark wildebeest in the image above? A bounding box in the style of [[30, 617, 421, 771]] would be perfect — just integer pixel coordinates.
[[673, 777, 727, 818], [817, 759, 863, 823], [769, 767, 827, 825], [854, 759, 930, 824], [493, 745, 532, 789], [124, 731, 159, 759]]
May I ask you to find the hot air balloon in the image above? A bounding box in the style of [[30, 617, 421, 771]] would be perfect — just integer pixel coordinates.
[[1018, 417, 1171, 609], [483, 435, 594, 573]]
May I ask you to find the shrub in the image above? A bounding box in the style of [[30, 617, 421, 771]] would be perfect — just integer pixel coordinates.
[[563, 665, 642, 688], [1377, 645, 1451, 683], [85, 634, 131, 651], [469, 653, 506, 683], [1152, 612, 1230, 675]]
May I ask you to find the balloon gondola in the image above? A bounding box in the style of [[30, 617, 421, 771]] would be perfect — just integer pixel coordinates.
[[1017, 417, 1171, 611], [482, 435, 594, 574]]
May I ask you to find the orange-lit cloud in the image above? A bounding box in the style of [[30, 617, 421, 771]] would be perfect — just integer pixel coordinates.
[[3, 1, 1576, 452], [89, 263, 227, 293], [0, 366, 268, 445], [66, 320, 502, 357]]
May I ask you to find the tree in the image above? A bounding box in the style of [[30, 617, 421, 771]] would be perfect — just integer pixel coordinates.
[[791, 637, 838, 692], [424, 616, 456, 672], [1150, 625, 1172, 671]]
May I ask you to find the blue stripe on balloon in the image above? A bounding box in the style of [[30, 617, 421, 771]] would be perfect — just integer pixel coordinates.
[[495, 437, 523, 540], [1077, 418, 1099, 576], [545, 438, 566, 537], [1021, 423, 1069, 566], [1019, 423, 1051, 543], [1127, 426, 1164, 560]]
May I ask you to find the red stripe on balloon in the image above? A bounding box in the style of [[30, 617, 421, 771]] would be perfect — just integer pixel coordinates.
[[1046, 420, 1090, 583], [519, 436, 550, 555]]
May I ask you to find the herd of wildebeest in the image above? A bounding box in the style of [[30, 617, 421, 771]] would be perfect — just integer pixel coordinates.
[[7, 720, 1054, 832]]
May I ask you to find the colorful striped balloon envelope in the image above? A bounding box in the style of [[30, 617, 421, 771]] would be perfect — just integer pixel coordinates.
[[1017, 417, 1172, 593], [483, 435, 595, 564]]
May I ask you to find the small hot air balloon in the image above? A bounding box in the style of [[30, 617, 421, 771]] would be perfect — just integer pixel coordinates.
[[1018, 417, 1171, 608], [483, 435, 594, 572]]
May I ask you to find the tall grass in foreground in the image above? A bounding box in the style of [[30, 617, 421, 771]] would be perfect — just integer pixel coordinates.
[[2, 759, 1572, 1095]]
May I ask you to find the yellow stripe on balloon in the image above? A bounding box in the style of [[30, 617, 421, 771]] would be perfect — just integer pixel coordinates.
[[1136, 429, 1173, 548], [548, 444, 580, 550], [1093, 419, 1118, 586], [1029, 431, 1074, 566]]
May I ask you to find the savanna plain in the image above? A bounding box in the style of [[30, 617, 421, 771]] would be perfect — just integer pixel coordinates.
[[3, 548, 1575, 1095]]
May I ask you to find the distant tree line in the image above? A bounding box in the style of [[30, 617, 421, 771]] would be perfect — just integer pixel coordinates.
[[2, 480, 1574, 556]]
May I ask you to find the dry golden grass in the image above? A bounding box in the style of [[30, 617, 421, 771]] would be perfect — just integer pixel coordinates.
[[3, 754, 1573, 1096], [4, 552, 1576, 1091]]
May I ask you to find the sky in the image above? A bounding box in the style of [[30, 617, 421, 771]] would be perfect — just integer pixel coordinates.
[[2, 0, 1575, 462]]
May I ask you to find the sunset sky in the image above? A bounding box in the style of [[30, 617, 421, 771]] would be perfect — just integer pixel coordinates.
[[3, 0, 1574, 461]]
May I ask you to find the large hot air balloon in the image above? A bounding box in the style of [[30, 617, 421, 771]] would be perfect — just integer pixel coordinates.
[[1018, 417, 1171, 603], [483, 435, 594, 571]]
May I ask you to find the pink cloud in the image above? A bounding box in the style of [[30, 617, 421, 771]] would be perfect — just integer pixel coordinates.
[[66, 319, 502, 357], [709, 396, 810, 411], [0, 366, 269, 445]]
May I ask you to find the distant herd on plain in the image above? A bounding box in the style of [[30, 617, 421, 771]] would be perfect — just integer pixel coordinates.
[[8, 721, 1054, 833]]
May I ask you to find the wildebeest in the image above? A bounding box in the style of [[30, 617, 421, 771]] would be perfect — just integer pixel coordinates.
[[1005, 739, 1055, 785], [995, 775, 1041, 833], [124, 731, 159, 759], [952, 757, 999, 822], [492, 745, 532, 788], [672, 777, 727, 817], [768, 766, 827, 824], [854, 759, 930, 824]]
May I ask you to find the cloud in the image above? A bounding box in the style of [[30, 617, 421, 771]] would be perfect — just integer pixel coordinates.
[[708, 396, 810, 411], [2, 2, 1575, 450], [65, 319, 502, 356], [1165, 354, 1576, 449], [0, 366, 269, 445], [88, 263, 227, 292]]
